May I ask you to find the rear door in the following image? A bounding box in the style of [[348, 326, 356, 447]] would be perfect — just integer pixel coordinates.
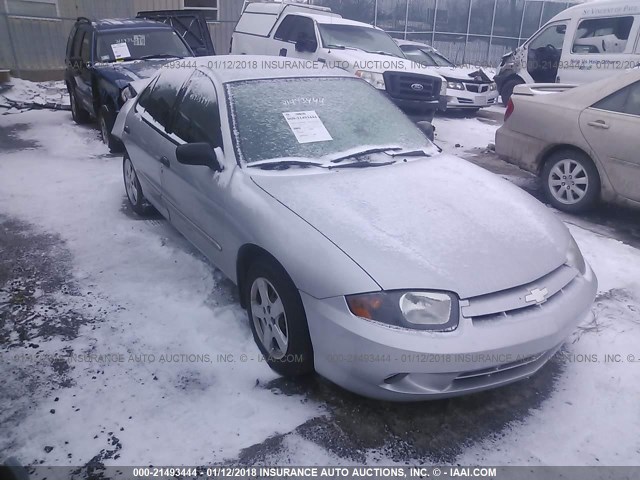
[[160, 70, 229, 264], [137, 10, 215, 55], [73, 26, 95, 115], [579, 80, 640, 202]]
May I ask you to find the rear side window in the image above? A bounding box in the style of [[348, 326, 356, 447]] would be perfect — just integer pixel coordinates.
[[142, 69, 191, 129], [171, 71, 223, 147], [80, 31, 92, 63], [572, 16, 635, 54], [593, 81, 640, 116]]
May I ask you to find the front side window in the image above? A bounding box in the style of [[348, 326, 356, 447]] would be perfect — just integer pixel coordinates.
[[572, 16, 634, 54], [80, 31, 92, 63], [274, 15, 317, 48], [95, 29, 191, 62], [318, 24, 404, 57], [172, 71, 223, 147], [528, 23, 567, 51], [141, 69, 191, 129], [226, 77, 434, 164], [593, 81, 640, 116]]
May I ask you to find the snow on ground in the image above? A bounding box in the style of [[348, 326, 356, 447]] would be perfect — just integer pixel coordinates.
[[0, 103, 639, 469], [0, 78, 69, 113], [0, 110, 323, 467]]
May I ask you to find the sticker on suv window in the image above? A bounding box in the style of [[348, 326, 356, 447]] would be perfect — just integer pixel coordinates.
[[282, 111, 332, 144], [133, 35, 146, 46], [111, 42, 131, 60]]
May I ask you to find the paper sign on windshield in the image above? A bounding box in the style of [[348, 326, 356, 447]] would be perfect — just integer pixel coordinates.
[[111, 42, 131, 60], [282, 111, 333, 144]]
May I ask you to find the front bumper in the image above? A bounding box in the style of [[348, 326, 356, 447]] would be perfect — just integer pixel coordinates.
[[445, 88, 499, 109], [385, 93, 444, 114], [303, 263, 597, 401]]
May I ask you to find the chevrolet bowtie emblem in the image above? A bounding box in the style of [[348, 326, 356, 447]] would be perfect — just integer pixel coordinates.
[[525, 287, 549, 304]]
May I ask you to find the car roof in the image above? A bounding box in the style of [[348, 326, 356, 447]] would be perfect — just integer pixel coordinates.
[[192, 55, 355, 83], [85, 18, 173, 31], [549, 0, 640, 22], [301, 13, 377, 28]]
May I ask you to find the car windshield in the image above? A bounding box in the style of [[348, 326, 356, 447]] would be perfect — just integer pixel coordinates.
[[401, 45, 455, 67], [95, 30, 191, 62], [226, 77, 435, 165], [318, 24, 404, 57]]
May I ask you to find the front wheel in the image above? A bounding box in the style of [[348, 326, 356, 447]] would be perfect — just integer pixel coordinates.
[[99, 105, 124, 153], [541, 150, 601, 213], [244, 258, 314, 377]]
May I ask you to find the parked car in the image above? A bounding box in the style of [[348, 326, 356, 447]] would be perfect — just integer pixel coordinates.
[[395, 39, 498, 112], [64, 12, 214, 151], [230, 1, 446, 121], [495, 0, 640, 105], [495, 68, 640, 213], [113, 55, 597, 401]]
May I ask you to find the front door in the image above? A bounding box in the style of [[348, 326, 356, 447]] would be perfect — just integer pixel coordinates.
[[160, 70, 230, 264], [579, 80, 640, 202]]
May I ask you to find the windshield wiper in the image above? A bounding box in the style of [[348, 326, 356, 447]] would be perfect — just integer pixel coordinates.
[[247, 159, 324, 171], [137, 54, 183, 60], [387, 148, 433, 157], [329, 146, 402, 164], [328, 160, 395, 170]]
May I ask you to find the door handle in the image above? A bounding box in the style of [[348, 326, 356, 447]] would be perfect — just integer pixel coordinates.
[[587, 120, 609, 129], [160, 156, 170, 168], [123, 125, 130, 134]]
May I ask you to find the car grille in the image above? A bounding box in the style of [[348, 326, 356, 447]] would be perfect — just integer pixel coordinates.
[[462, 264, 578, 324], [383, 72, 441, 101], [464, 82, 492, 93]]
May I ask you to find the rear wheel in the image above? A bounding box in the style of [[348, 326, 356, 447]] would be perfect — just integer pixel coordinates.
[[500, 78, 524, 106], [244, 257, 314, 377], [541, 149, 600, 213], [123, 154, 151, 216]]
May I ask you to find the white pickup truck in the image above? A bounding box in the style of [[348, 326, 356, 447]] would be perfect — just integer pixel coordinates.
[[230, 1, 447, 120]]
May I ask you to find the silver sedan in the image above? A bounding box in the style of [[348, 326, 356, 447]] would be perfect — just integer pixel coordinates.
[[113, 56, 597, 401]]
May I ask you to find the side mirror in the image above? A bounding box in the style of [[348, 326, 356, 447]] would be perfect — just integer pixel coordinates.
[[295, 36, 316, 53], [176, 143, 222, 171], [416, 121, 435, 142]]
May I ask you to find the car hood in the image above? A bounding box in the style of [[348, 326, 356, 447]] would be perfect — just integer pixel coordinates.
[[252, 155, 571, 299], [93, 59, 171, 85], [325, 49, 443, 78], [436, 66, 492, 82]]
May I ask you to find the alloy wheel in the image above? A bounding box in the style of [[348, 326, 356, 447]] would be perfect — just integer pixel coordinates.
[[250, 277, 288, 359], [124, 157, 138, 205], [548, 159, 589, 205]]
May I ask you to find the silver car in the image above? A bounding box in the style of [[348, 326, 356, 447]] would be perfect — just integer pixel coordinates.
[[113, 56, 597, 401]]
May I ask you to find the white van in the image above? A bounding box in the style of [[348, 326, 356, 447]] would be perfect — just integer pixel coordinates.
[[495, 0, 640, 104], [231, 1, 447, 120]]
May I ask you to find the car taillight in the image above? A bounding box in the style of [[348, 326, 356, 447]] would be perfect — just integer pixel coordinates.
[[504, 98, 514, 122]]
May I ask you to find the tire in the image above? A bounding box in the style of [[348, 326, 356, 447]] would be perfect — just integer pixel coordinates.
[[244, 257, 314, 377], [500, 78, 524, 106], [99, 105, 124, 153], [541, 149, 601, 214], [123, 154, 151, 216], [68, 85, 90, 124]]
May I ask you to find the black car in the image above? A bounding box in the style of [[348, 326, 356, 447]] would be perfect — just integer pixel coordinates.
[[64, 12, 215, 151]]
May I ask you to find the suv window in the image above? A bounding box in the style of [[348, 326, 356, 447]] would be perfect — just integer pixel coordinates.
[[274, 15, 316, 47], [80, 31, 92, 63], [142, 69, 191, 129], [72, 29, 86, 59], [593, 81, 640, 116], [171, 71, 223, 147], [572, 16, 634, 54]]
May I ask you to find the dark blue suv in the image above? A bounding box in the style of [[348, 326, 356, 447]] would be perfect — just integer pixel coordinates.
[[64, 13, 214, 151]]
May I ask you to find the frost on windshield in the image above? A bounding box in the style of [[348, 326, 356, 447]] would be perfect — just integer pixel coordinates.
[[225, 77, 431, 164]]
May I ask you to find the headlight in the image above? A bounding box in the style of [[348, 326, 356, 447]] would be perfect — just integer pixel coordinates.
[[566, 235, 587, 275], [489, 82, 497, 91], [446, 80, 465, 91], [355, 70, 386, 90], [346, 290, 459, 331]]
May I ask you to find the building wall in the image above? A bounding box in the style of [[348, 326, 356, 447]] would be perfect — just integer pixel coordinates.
[[0, 0, 239, 80]]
